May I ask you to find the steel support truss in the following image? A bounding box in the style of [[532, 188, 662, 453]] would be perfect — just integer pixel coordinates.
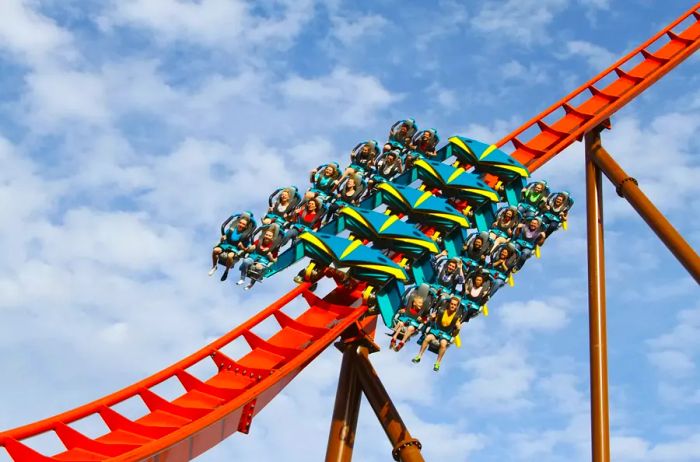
[[584, 126, 700, 462], [325, 341, 424, 462]]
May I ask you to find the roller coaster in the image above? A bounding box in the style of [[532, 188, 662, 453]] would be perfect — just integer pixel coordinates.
[[2, 4, 699, 462]]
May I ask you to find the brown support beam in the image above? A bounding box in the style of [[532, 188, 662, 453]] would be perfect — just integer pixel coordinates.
[[325, 348, 363, 462], [585, 131, 611, 462], [352, 346, 425, 462], [586, 131, 700, 283]]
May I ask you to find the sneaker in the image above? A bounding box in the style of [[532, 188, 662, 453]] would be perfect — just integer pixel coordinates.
[[389, 339, 397, 351], [236, 279, 246, 286], [433, 362, 440, 372], [412, 355, 421, 364], [220, 269, 229, 282], [208, 266, 217, 276], [244, 283, 255, 291], [396, 341, 405, 352]]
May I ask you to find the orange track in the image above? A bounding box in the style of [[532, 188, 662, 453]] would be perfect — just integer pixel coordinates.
[[1, 4, 698, 462]]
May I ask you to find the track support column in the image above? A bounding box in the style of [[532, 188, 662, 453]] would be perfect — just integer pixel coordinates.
[[586, 133, 700, 283], [585, 130, 611, 462], [352, 346, 424, 462], [325, 347, 363, 462]]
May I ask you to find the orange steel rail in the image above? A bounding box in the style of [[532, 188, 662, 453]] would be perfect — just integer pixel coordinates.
[[2, 5, 699, 462], [498, 3, 700, 172], [0, 284, 369, 462]]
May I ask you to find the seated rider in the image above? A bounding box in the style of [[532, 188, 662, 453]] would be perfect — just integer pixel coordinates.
[[262, 187, 299, 225], [462, 271, 491, 322], [372, 148, 403, 183], [461, 231, 491, 269], [411, 129, 439, 158], [308, 163, 341, 199], [237, 226, 280, 290], [519, 181, 549, 218], [281, 198, 323, 246], [209, 212, 256, 281], [490, 206, 518, 249], [541, 191, 573, 236], [412, 296, 463, 372], [327, 174, 366, 217], [487, 243, 519, 293], [512, 217, 546, 270], [388, 118, 417, 148], [342, 141, 379, 179], [431, 255, 466, 294], [390, 294, 430, 352]]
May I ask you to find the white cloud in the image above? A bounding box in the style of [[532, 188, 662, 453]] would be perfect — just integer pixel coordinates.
[[101, 0, 315, 51], [457, 345, 536, 412], [330, 13, 388, 46], [471, 0, 568, 46], [500, 59, 549, 84], [498, 298, 570, 332], [0, 0, 75, 66], [612, 433, 700, 462], [564, 40, 616, 70]]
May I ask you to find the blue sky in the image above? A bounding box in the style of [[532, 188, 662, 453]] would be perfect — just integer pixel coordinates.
[[0, 1, 698, 461]]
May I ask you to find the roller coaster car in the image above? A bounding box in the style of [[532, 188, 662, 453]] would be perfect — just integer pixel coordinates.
[[338, 206, 439, 260], [518, 181, 550, 219], [541, 191, 574, 235], [332, 174, 368, 208], [441, 136, 530, 203], [372, 182, 470, 232], [217, 211, 257, 264], [462, 270, 496, 321], [309, 162, 342, 198], [412, 158, 500, 206], [263, 186, 302, 226], [371, 150, 404, 183], [244, 223, 283, 283]]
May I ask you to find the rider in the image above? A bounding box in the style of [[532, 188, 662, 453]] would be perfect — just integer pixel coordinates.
[[412, 296, 463, 372], [209, 212, 256, 281], [237, 228, 279, 290], [342, 141, 379, 178], [411, 129, 439, 157], [308, 163, 341, 199], [432, 255, 466, 294], [488, 244, 518, 293], [281, 198, 323, 246], [519, 181, 548, 218], [262, 187, 297, 225], [390, 295, 430, 352], [490, 207, 518, 249], [462, 232, 491, 269], [388, 119, 417, 148], [513, 217, 546, 269], [541, 192, 572, 236], [327, 174, 365, 217]]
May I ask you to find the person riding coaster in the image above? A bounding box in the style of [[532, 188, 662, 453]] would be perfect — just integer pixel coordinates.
[[461, 231, 492, 271], [489, 206, 520, 250], [342, 140, 380, 179], [388, 118, 417, 149], [412, 295, 464, 372], [209, 211, 257, 281], [518, 180, 549, 219], [262, 186, 302, 226], [237, 223, 282, 290], [389, 284, 434, 352], [541, 191, 574, 236], [512, 216, 546, 270], [326, 173, 368, 219], [410, 129, 439, 158], [368, 148, 404, 190], [461, 270, 494, 322], [280, 197, 325, 247], [308, 162, 342, 200], [485, 242, 520, 293], [430, 254, 466, 295]]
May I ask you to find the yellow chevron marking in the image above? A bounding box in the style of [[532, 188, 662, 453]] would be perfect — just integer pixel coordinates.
[[339, 239, 363, 260], [479, 144, 498, 160], [415, 158, 440, 180], [378, 183, 409, 207], [414, 191, 433, 208], [395, 237, 439, 253], [340, 207, 370, 229], [447, 167, 465, 184], [357, 263, 407, 281], [379, 214, 399, 232], [449, 137, 474, 157], [299, 232, 332, 257]]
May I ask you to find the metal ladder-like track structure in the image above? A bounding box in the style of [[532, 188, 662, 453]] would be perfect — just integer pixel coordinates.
[[0, 4, 698, 462]]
